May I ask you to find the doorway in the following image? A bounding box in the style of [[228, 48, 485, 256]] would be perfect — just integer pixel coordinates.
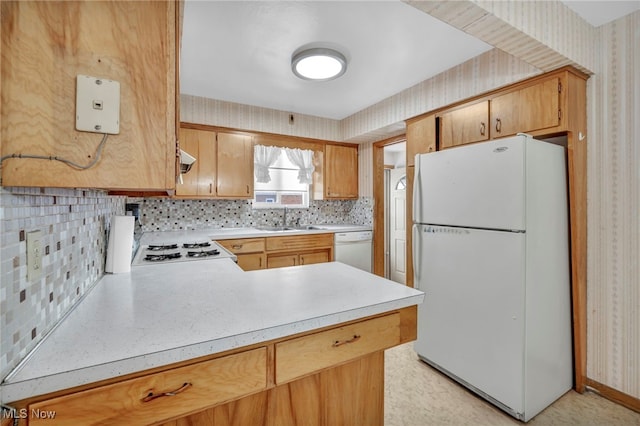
[[376, 140, 406, 285], [385, 166, 407, 284]]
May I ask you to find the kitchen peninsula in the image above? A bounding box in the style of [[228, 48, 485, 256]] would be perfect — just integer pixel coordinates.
[[1, 256, 423, 425]]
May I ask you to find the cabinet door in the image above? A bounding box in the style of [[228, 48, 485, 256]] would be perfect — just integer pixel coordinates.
[[491, 90, 520, 138], [491, 77, 561, 139], [237, 253, 266, 271], [439, 101, 489, 149], [406, 114, 436, 166], [176, 128, 216, 197], [267, 253, 298, 269], [325, 145, 358, 199], [520, 77, 560, 133], [217, 133, 254, 198], [299, 250, 330, 266]]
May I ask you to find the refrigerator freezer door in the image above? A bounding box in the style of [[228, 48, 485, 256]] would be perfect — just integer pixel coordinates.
[[413, 135, 526, 231], [413, 224, 525, 414]]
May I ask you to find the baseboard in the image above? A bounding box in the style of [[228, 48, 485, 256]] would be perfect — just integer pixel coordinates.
[[586, 378, 640, 413]]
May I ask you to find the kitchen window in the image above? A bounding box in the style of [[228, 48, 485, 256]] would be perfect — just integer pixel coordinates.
[[253, 146, 311, 209]]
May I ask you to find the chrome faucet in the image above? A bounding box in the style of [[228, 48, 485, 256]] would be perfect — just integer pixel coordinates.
[[282, 207, 288, 227]]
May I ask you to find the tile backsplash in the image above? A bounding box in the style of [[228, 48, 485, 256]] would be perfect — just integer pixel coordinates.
[[133, 197, 373, 232], [0, 187, 124, 380]]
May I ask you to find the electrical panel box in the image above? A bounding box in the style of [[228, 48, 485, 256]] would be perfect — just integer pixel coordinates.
[[75, 75, 120, 134]]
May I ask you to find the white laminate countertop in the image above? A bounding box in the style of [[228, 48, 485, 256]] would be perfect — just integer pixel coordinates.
[[139, 224, 372, 244], [1, 258, 422, 403]]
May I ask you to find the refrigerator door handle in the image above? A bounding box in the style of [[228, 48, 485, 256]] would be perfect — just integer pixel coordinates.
[[412, 224, 421, 288], [413, 155, 421, 223]]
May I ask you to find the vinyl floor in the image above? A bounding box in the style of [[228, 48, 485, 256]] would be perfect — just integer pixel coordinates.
[[384, 343, 640, 426]]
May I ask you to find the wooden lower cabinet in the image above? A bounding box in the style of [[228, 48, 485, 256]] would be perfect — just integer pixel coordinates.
[[217, 238, 266, 271], [299, 250, 330, 266], [235, 253, 266, 271], [27, 349, 268, 426], [159, 312, 403, 426], [267, 249, 331, 268], [12, 308, 415, 426], [265, 234, 333, 269], [218, 234, 333, 271], [160, 352, 384, 426]]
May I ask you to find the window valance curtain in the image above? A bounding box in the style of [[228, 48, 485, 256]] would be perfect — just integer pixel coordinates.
[[254, 145, 282, 183], [284, 147, 315, 184]]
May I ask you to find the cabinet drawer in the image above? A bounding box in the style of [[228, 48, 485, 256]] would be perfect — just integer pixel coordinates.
[[29, 348, 267, 426], [275, 313, 400, 384], [218, 238, 265, 254], [266, 234, 333, 252]]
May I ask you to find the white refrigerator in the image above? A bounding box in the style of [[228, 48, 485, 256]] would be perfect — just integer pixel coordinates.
[[412, 134, 573, 422]]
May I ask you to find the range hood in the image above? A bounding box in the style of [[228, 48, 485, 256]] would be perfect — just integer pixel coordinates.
[[180, 149, 196, 174]]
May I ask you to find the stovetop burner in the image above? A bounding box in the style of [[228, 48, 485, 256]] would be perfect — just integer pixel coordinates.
[[132, 240, 236, 266], [147, 244, 179, 251], [183, 242, 211, 249], [144, 252, 182, 262], [186, 249, 220, 258]]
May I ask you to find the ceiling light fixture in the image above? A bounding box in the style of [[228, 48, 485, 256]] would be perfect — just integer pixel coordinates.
[[291, 47, 347, 81]]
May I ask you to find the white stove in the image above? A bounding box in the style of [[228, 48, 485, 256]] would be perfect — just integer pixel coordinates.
[[132, 240, 236, 266]]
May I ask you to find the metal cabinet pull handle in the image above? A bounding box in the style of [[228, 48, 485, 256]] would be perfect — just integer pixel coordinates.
[[142, 382, 192, 403], [246, 185, 249, 194], [495, 118, 502, 133], [332, 334, 361, 347], [209, 183, 213, 193], [480, 122, 486, 136], [232, 244, 243, 249]]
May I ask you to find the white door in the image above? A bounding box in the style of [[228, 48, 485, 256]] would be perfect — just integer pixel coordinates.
[[413, 224, 526, 414], [389, 168, 406, 284]]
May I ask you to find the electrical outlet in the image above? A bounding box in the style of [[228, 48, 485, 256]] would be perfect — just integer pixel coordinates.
[[27, 230, 43, 282], [75, 74, 120, 134]]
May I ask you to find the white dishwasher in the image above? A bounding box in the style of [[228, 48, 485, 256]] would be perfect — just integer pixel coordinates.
[[334, 231, 373, 273]]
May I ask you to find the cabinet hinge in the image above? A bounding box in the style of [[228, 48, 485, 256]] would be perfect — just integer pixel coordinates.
[[558, 81, 562, 93]]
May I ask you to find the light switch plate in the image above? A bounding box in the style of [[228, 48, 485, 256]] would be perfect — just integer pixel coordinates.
[[75, 75, 120, 134], [26, 230, 43, 282]]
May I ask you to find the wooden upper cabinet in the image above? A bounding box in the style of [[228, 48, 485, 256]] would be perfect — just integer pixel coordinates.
[[176, 128, 216, 197], [519, 78, 561, 133], [176, 127, 253, 199], [1, 1, 177, 191], [489, 90, 520, 138], [217, 132, 254, 198], [406, 114, 436, 166], [439, 101, 489, 149], [491, 76, 561, 139], [325, 144, 358, 199]]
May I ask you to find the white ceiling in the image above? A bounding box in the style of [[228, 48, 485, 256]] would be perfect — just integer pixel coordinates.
[[180, 1, 640, 122], [562, 1, 640, 27]]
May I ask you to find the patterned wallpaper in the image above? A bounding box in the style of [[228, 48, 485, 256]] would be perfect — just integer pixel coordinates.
[[586, 11, 640, 399], [0, 188, 124, 379], [180, 95, 341, 142]]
